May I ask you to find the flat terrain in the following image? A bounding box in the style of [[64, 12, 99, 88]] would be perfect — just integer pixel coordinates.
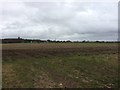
[[2, 43, 118, 88]]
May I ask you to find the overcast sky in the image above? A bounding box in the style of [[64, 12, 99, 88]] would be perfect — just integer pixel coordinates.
[[0, 0, 118, 41]]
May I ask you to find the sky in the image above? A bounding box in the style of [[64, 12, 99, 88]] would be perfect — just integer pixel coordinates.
[[0, 0, 118, 41]]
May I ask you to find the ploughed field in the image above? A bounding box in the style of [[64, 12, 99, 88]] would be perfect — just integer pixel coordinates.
[[2, 43, 118, 88]]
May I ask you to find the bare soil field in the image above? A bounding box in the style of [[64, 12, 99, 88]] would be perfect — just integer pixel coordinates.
[[2, 43, 119, 88]]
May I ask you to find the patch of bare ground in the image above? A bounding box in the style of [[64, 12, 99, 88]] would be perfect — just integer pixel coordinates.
[[2, 45, 118, 59], [33, 70, 56, 88], [57, 77, 80, 88], [2, 64, 21, 88]]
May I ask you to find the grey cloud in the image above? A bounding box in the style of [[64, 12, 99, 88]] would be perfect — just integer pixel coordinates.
[[1, 2, 118, 41]]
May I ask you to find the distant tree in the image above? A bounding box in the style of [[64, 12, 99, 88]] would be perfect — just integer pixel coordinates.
[[18, 37, 21, 39], [95, 41, 100, 43], [47, 39, 51, 42], [82, 40, 86, 43], [66, 40, 71, 43]]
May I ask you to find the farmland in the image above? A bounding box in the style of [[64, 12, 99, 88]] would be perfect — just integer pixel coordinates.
[[2, 43, 119, 88]]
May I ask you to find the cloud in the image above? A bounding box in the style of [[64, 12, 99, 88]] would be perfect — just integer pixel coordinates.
[[0, 1, 118, 41]]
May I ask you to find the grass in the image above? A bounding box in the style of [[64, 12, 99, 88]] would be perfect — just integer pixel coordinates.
[[2, 43, 119, 88]]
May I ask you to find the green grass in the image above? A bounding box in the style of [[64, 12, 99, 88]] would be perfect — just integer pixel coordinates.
[[3, 54, 118, 88]]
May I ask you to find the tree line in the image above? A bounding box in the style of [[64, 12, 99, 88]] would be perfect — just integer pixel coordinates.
[[1, 37, 119, 43]]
